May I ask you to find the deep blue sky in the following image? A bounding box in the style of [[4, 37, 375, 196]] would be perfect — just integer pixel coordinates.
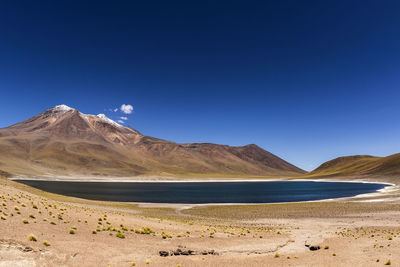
[[0, 1, 399, 171]]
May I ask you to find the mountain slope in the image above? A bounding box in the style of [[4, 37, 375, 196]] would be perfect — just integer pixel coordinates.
[[0, 105, 305, 177], [308, 154, 400, 177]]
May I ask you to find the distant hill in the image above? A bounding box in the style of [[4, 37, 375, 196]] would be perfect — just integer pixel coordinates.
[[308, 154, 400, 178], [0, 105, 305, 177]]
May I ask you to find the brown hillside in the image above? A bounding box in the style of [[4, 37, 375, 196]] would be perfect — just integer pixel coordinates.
[[308, 154, 400, 177]]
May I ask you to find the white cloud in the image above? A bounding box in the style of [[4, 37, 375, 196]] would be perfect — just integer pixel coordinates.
[[117, 120, 125, 124], [114, 108, 118, 112], [120, 116, 128, 120], [120, 104, 133, 114]]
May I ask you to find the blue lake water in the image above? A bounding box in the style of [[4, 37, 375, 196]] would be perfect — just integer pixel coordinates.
[[14, 180, 387, 204]]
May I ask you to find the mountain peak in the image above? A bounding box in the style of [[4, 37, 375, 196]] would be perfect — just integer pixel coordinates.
[[46, 105, 122, 128], [51, 104, 75, 112]]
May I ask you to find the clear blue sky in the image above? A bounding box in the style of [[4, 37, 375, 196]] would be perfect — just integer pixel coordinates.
[[0, 1, 399, 171]]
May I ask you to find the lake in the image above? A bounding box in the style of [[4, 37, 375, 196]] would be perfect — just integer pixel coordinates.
[[14, 180, 387, 204]]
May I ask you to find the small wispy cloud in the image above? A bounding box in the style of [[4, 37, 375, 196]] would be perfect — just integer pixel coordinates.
[[120, 116, 128, 121], [108, 108, 119, 113], [117, 120, 125, 124], [120, 104, 133, 114]]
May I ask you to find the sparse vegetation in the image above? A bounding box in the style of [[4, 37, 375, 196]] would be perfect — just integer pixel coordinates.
[[161, 232, 172, 239], [28, 234, 37, 242], [116, 232, 125, 239], [134, 227, 154, 235]]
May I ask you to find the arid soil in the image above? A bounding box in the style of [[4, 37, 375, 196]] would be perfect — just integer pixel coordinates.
[[1, 176, 400, 267]]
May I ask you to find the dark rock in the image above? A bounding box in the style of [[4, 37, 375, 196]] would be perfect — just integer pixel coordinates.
[[208, 250, 216, 255], [23, 247, 33, 252], [309, 245, 321, 251], [159, 251, 169, 257], [160, 247, 217, 257]]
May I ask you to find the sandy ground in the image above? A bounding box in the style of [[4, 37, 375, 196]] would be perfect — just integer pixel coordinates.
[[1, 176, 400, 266]]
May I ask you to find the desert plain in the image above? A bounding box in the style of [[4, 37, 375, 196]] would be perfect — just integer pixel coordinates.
[[1, 175, 399, 267]]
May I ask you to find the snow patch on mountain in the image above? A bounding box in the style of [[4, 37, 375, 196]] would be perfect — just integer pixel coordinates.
[[52, 104, 74, 112], [47, 105, 122, 127], [96, 114, 121, 127]]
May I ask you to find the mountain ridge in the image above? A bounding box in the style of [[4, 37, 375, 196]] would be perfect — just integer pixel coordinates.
[[0, 105, 305, 177], [306, 154, 400, 178]]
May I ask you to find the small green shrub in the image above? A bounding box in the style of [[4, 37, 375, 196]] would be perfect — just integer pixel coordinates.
[[135, 227, 154, 235], [28, 234, 37, 241], [116, 232, 125, 239], [162, 232, 172, 239]]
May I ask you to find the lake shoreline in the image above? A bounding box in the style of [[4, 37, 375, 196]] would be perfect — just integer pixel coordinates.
[[12, 178, 395, 207], [9, 175, 396, 186]]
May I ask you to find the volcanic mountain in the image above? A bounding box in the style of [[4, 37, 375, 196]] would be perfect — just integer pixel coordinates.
[[0, 105, 305, 177]]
